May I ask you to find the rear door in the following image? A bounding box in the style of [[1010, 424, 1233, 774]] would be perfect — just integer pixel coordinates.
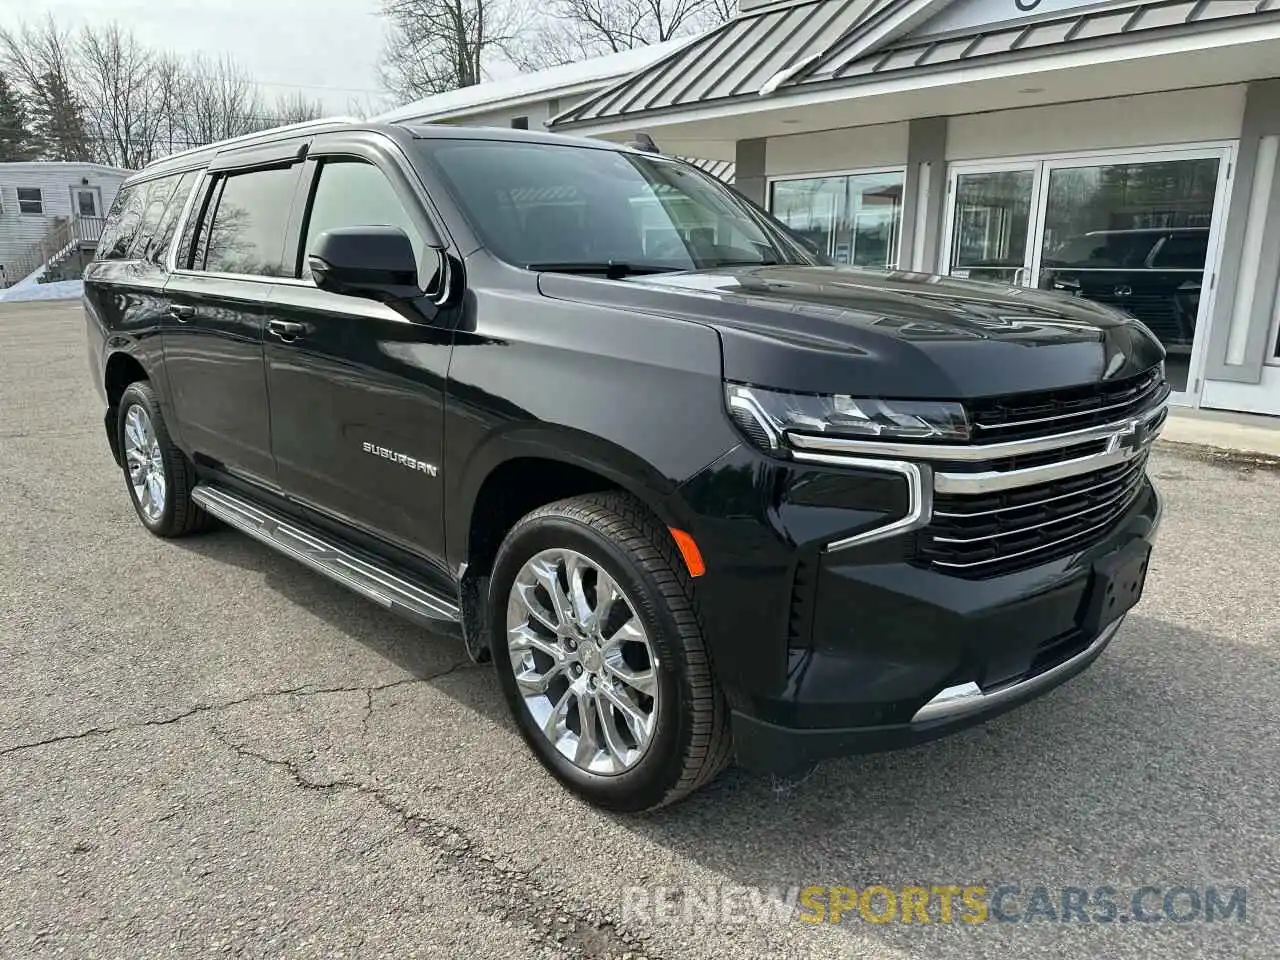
[[262, 132, 453, 574], [84, 168, 199, 422], [162, 148, 305, 486]]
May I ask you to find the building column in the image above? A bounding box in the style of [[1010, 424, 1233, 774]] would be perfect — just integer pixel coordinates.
[[900, 116, 948, 274], [1204, 79, 1280, 387], [734, 138, 767, 207]]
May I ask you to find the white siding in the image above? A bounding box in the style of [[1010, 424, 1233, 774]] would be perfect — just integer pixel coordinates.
[[765, 122, 910, 177], [945, 87, 1247, 161], [0, 162, 129, 283]]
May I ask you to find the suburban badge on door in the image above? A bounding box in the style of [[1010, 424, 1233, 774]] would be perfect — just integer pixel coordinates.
[[362, 441, 438, 477]]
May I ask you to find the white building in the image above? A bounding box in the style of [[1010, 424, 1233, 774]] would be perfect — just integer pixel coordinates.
[[535, 0, 1280, 417], [0, 161, 130, 287]]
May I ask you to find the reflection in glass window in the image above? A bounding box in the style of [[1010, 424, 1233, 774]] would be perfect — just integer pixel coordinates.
[[949, 169, 1035, 284], [769, 171, 904, 268], [1038, 158, 1219, 393], [301, 161, 423, 279], [199, 166, 298, 277]]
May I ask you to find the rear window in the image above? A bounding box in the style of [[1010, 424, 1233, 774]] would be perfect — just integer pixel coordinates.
[[191, 166, 298, 277], [141, 171, 198, 265], [96, 184, 146, 260], [96, 170, 198, 265]]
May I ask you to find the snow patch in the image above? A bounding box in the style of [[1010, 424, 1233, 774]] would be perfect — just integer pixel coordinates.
[[0, 280, 85, 303]]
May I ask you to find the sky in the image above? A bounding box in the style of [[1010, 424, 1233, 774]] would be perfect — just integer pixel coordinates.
[[0, 0, 395, 114]]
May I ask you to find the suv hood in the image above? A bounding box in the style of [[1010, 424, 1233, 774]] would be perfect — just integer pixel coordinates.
[[537, 264, 1164, 398]]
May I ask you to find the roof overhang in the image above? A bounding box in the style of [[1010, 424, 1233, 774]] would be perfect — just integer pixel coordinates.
[[550, 0, 1280, 145], [549, 12, 1280, 148]]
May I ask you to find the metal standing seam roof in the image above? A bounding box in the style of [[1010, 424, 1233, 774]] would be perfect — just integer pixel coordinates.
[[684, 157, 736, 181], [549, 0, 1280, 129], [803, 0, 1280, 84], [550, 0, 895, 127]]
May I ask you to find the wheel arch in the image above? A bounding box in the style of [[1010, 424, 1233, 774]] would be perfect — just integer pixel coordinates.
[[102, 350, 151, 465], [450, 426, 691, 661]]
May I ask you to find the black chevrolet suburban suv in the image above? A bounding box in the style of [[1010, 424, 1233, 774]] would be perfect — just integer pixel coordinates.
[[85, 120, 1165, 811]]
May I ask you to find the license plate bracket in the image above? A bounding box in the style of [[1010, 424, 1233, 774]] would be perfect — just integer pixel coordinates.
[[1080, 540, 1151, 635]]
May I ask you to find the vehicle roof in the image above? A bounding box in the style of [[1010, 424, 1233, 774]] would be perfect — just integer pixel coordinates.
[[131, 117, 652, 184]]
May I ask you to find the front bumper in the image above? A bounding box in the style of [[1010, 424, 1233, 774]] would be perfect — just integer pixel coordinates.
[[728, 478, 1161, 776]]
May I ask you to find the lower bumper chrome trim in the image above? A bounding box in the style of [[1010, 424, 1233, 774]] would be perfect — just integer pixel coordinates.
[[911, 617, 1125, 723]]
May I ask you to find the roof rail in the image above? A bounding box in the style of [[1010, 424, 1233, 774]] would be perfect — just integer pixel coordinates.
[[145, 116, 363, 169]]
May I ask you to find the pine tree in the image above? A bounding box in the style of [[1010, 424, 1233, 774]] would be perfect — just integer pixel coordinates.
[[0, 71, 36, 161], [30, 69, 92, 162]]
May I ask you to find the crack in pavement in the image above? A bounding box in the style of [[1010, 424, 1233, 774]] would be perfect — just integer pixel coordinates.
[[213, 731, 650, 960], [0, 659, 477, 759]]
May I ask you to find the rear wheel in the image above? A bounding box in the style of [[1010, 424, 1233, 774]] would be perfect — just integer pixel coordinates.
[[489, 493, 731, 811], [117, 381, 210, 537]]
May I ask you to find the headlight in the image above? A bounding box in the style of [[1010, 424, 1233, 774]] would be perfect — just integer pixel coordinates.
[[726, 383, 970, 449]]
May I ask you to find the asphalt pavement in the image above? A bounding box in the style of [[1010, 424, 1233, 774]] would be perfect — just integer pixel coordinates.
[[1, 299, 1277, 959]]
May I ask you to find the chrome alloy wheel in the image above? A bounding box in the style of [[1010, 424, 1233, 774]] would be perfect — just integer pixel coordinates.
[[123, 404, 166, 523], [506, 548, 660, 775]]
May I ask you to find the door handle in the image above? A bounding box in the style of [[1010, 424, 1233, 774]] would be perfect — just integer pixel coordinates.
[[268, 319, 306, 342], [169, 304, 195, 322]]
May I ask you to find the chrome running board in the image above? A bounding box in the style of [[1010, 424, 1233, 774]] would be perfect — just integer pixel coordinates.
[[192, 484, 460, 627]]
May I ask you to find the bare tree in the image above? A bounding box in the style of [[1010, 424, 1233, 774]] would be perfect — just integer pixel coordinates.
[[512, 0, 729, 69], [76, 23, 185, 167], [177, 53, 266, 146], [267, 90, 325, 125], [378, 0, 526, 99], [0, 16, 92, 161]]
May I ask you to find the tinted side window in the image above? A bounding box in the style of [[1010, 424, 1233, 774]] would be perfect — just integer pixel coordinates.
[[195, 166, 298, 277], [96, 183, 146, 261], [142, 171, 198, 266], [299, 160, 423, 280]]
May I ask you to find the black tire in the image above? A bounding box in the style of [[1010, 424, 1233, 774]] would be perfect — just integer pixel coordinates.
[[489, 493, 732, 812], [117, 380, 211, 538]]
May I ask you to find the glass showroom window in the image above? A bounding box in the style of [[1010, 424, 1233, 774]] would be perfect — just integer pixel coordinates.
[[770, 171, 904, 268]]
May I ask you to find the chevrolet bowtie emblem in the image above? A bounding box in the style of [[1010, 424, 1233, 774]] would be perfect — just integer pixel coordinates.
[[1116, 420, 1148, 454]]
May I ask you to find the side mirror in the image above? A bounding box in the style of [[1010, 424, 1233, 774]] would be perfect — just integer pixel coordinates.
[[308, 226, 424, 304]]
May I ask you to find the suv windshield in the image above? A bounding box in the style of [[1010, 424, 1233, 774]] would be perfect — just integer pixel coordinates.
[[421, 138, 813, 273]]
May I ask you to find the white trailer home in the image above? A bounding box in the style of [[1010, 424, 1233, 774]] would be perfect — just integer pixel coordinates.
[[0, 161, 131, 288]]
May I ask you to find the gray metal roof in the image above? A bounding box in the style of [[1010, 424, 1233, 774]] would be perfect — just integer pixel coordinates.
[[683, 157, 736, 182], [804, 0, 1280, 84], [549, 0, 1280, 129], [551, 0, 893, 127]]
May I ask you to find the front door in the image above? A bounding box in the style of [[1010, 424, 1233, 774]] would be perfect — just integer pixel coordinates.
[[943, 148, 1232, 398], [263, 148, 452, 574], [71, 185, 102, 218]]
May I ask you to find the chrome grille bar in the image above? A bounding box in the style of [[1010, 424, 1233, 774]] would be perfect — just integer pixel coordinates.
[[970, 377, 1162, 433], [933, 457, 1146, 519], [930, 470, 1146, 545], [926, 494, 1143, 571]]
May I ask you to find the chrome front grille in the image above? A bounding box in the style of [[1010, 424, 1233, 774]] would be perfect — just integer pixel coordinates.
[[916, 454, 1149, 577], [966, 367, 1164, 442], [787, 364, 1168, 571]]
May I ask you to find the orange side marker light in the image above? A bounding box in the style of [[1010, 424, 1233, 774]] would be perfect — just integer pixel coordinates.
[[669, 528, 706, 577]]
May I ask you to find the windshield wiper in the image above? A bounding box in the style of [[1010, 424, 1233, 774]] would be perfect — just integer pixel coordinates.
[[527, 261, 681, 279]]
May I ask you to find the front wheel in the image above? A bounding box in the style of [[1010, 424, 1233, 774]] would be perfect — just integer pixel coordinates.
[[489, 494, 731, 812]]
